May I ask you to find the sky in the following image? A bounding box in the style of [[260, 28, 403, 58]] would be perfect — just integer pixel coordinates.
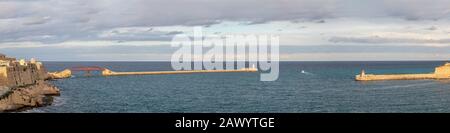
[[1, 0, 450, 61]]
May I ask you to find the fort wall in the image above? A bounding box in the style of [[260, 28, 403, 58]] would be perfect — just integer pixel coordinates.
[[0, 59, 47, 87], [0, 54, 59, 112]]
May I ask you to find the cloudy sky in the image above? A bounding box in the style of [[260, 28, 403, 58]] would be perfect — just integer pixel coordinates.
[[1, 0, 450, 61]]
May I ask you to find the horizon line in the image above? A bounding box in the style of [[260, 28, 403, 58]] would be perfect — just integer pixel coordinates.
[[40, 60, 450, 62]]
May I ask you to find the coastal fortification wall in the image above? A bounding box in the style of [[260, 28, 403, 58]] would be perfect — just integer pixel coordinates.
[[0, 54, 59, 112], [0, 59, 47, 87]]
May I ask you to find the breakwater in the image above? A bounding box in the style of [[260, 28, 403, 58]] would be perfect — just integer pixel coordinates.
[[102, 68, 258, 76], [48, 67, 258, 79], [356, 63, 450, 81]]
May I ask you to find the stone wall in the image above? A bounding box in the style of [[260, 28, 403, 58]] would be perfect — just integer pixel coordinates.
[[0, 56, 50, 97], [356, 73, 436, 81], [0, 67, 7, 86], [356, 62, 450, 81], [0, 60, 47, 87], [0, 54, 59, 112], [435, 63, 450, 79]]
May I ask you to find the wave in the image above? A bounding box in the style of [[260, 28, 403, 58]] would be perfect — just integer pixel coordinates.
[[300, 70, 314, 75], [51, 96, 67, 107], [22, 108, 45, 113], [21, 97, 67, 113]]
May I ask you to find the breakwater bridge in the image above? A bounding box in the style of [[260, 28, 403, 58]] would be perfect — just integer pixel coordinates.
[[48, 66, 258, 79], [68, 66, 106, 76]]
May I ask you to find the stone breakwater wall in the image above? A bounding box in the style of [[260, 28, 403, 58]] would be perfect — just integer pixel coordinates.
[[47, 67, 258, 79], [0, 54, 60, 112], [0, 60, 47, 87], [356, 63, 450, 81], [101, 68, 258, 76], [356, 73, 436, 81]]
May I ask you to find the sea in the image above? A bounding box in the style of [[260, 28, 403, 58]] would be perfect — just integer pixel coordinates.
[[24, 61, 450, 113]]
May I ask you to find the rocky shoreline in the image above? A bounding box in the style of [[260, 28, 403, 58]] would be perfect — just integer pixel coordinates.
[[0, 81, 60, 112]]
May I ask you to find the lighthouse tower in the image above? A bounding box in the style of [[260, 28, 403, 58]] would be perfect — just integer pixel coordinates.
[[360, 69, 366, 77]]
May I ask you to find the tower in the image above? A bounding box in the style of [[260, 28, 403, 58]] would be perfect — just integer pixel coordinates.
[[360, 69, 366, 77]]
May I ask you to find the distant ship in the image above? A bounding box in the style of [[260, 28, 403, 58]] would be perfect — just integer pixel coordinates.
[[301, 70, 306, 74]]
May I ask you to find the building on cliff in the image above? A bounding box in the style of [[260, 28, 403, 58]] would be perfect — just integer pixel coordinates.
[[0, 54, 47, 87]]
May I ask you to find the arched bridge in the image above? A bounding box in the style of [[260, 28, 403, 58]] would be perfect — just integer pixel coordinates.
[[67, 66, 108, 76], [48, 66, 111, 79]]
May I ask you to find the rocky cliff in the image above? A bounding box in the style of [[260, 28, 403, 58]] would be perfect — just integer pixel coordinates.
[[47, 69, 72, 79], [0, 81, 59, 112], [0, 54, 60, 112]]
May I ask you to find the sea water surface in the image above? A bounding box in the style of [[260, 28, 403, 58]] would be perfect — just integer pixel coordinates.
[[25, 61, 450, 113]]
